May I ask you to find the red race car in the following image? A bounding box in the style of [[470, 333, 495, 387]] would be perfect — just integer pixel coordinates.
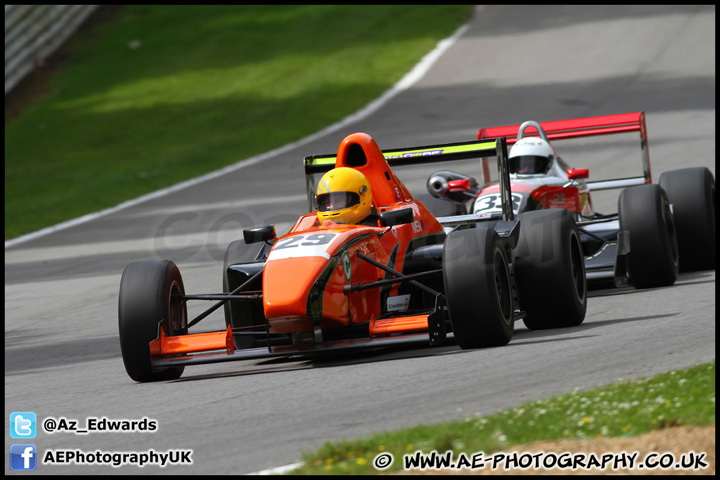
[[119, 132, 586, 382]]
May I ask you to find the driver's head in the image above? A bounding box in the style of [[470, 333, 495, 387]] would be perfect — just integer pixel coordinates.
[[509, 137, 554, 175], [316, 167, 372, 224]]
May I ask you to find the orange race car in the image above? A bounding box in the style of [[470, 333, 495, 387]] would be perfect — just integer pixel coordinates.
[[119, 133, 587, 382]]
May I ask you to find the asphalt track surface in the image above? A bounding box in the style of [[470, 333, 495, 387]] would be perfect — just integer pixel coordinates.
[[5, 5, 715, 475]]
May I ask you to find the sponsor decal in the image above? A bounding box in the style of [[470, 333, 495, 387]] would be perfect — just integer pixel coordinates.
[[342, 251, 352, 282], [387, 294, 411, 312], [384, 149, 444, 159]]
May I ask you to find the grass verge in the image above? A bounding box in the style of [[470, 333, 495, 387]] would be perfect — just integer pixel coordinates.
[[290, 361, 715, 475], [5, 5, 474, 240]]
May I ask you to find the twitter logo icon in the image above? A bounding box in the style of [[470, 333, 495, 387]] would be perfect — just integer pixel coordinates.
[[10, 412, 37, 439]]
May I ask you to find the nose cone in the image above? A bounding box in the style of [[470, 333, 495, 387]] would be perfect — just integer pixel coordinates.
[[262, 230, 346, 333], [262, 256, 326, 327]]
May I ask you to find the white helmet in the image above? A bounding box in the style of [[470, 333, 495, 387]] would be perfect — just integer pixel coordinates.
[[509, 121, 555, 175]]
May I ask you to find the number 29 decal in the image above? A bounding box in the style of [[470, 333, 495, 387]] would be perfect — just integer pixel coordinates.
[[267, 233, 338, 261], [273, 233, 334, 250]]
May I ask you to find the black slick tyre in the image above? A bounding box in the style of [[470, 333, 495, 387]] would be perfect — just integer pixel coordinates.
[[658, 167, 715, 272], [443, 227, 514, 349], [514, 209, 587, 330], [118, 260, 187, 382], [618, 184, 679, 288]]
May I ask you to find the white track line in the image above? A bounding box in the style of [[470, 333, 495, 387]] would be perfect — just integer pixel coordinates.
[[6, 23, 469, 250]]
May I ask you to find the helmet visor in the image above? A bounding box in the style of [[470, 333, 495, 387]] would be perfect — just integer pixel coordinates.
[[509, 155, 550, 174], [317, 191, 360, 212]]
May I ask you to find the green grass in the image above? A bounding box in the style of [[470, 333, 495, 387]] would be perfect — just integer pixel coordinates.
[[4, 5, 474, 240], [290, 361, 715, 474]]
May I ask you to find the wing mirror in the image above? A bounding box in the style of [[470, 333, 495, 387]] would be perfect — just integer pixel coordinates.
[[567, 168, 589, 180], [243, 224, 277, 244], [379, 208, 414, 227]]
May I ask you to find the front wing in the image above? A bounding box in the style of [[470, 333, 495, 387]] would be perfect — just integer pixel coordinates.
[[151, 330, 435, 370]]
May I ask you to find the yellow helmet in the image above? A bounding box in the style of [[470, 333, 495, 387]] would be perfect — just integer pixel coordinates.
[[316, 167, 372, 224]]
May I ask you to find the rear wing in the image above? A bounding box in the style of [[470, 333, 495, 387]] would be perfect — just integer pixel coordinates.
[[304, 137, 515, 221], [477, 112, 651, 190], [305, 138, 505, 173]]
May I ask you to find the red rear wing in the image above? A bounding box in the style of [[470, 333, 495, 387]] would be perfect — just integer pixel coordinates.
[[477, 112, 652, 187]]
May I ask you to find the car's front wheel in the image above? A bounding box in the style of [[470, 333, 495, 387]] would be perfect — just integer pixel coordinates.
[[514, 209, 587, 330], [443, 227, 514, 349], [118, 260, 187, 382]]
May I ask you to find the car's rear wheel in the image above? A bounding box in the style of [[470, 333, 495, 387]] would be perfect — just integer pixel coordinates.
[[443, 227, 514, 348], [658, 167, 715, 272], [514, 209, 587, 330], [118, 260, 187, 382], [618, 184, 679, 288]]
